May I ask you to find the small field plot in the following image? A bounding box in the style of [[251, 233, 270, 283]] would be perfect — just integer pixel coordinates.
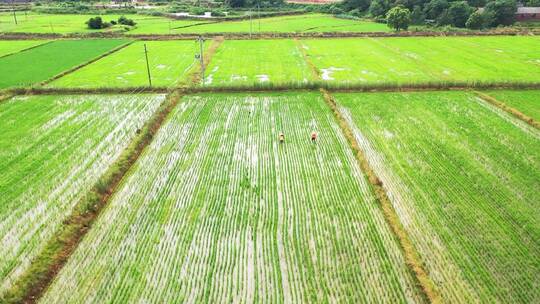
[[205, 40, 313, 86], [301, 36, 540, 84], [0, 94, 162, 297], [41, 92, 424, 303], [335, 91, 540, 302], [49, 41, 203, 88], [0, 39, 128, 89], [0, 40, 49, 57], [482, 89, 540, 121], [0, 13, 184, 34], [167, 14, 390, 34]]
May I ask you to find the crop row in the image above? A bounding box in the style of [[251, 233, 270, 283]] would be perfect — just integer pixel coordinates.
[[0, 94, 163, 297], [39, 92, 424, 303], [335, 91, 540, 302]]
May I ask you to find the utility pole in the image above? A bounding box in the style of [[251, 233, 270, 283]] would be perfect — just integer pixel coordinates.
[[11, 0, 17, 25], [196, 36, 205, 85], [144, 44, 152, 87]]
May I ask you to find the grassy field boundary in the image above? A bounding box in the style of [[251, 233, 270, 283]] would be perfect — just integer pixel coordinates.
[[474, 91, 540, 129], [1, 91, 183, 304], [1, 29, 539, 40], [295, 38, 321, 79], [320, 88, 442, 304], [0, 40, 54, 59], [3, 81, 540, 97], [38, 40, 134, 87], [185, 36, 224, 86]]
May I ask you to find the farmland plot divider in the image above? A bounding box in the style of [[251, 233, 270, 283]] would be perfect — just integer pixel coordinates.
[[319, 88, 442, 304], [474, 91, 540, 129], [2, 91, 184, 304], [37, 40, 135, 87], [0, 40, 54, 60], [185, 36, 224, 86], [1, 29, 539, 40]]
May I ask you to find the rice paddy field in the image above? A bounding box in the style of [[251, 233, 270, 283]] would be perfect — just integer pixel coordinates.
[[334, 91, 540, 303], [0, 40, 49, 57], [301, 36, 540, 83], [48, 41, 205, 88], [39, 92, 424, 303], [205, 40, 314, 86], [141, 14, 391, 34], [0, 12, 389, 34], [482, 90, 540, 121], [0, 13, 190, 34], [0, 39, 128, 88], [0, 94, 163, 297]]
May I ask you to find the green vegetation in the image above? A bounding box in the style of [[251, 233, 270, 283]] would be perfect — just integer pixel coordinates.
[[205, 40, 314, 86], [0, 40, 49, 58], [40, 92, 424, 303], [0, 12, 183, 34], [335, 91, 540, 302], [0, 94, 163, 299], [483, 90, 540, 121], [0, 39, 129, 89], [0, 12, 389, 34], [301, 36, 540, 84], [49, 41, 204, 88]]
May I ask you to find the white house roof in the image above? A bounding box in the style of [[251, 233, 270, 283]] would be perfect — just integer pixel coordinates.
[[517, 7, 540, 14]]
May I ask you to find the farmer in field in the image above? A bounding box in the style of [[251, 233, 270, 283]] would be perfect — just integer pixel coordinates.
[[279, 132, 285, 144], [311, 131, 317, 143]]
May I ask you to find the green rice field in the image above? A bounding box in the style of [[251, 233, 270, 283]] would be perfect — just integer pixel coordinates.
[[205, 40, 314, 86], [0, 94, 163, 297], [335, 91, 540, 302], [0, 13, 196, 34], [0, 40, 49, 57], [0, 13, 389, 34], [135, 14, 390, 34], [40, 92, 424, 303], [483, 90, 540, 121], [301, 36, 540, 84], [49, 41, 204, 88], [0, 39, 128, 88]]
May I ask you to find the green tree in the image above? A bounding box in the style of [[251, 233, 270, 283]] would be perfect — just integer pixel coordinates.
[[342, 0, 371, 12], [465, 10, 485, 29], [423, 0, 449, 19], [484, 0, 517, 26], [527, 0, 540, 6], [447, 1, 473, 27], [411, 5, 426, 24], [386, 5, 411, 31], [369, 0, 391, 17]]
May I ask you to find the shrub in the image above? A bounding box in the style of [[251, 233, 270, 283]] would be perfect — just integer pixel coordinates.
[[86, 17, 104, 29], [447, 1, 473, 27], [118, 16, 137, 26], [466, 10, 487, 29], [484, 0, 517, 26]]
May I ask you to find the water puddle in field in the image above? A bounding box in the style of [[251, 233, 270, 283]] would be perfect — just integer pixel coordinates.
[[231, 75, 247, 81], [156, 64, 167, 69], [442, 69, 451, 75], [321, 67, 345, 80], [124, 71, 135, 75], [256, 74, 269, 82]]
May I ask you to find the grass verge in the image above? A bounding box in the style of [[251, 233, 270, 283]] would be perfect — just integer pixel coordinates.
[[1, 91, 183, 304], [320, 88, 442, 304], [474, 91, 539, 129], [186, 36, 224, 85]]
